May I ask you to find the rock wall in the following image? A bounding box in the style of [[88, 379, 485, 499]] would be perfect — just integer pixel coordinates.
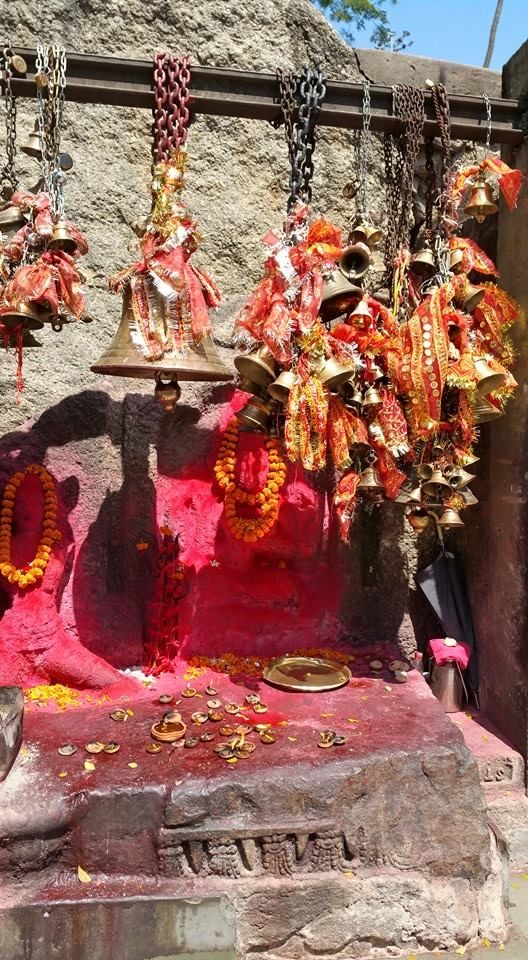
[[0, 0, 501, 673]]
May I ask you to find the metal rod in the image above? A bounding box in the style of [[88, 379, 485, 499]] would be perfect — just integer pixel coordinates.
[[6, 46, 525, 145]]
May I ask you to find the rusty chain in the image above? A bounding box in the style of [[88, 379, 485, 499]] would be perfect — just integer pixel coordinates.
[[278, 64, 326, 211], [152, 53, 191, 164], [430, 81, 453, 233], [0, 47, 18, 196], [383, 83, 424, 281], [35, 44, 67, 218]]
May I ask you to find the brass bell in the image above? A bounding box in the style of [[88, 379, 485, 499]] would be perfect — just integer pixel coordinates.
[[0, 301, 47, 330], [268, 369, 296, 404], [416, 463, 434, 481], [21, 122, 42, 159], [461, 488, 478, 506], [318, 356, 356, 391], [464, 180, 498, 223], [236, 397, 274, 433], [344, 385, 364, 409], [362, 385, 383, 414], [448, 469, 476, 490], [357, 464, 384, 496], [48, 220, 77, 255], [349, 298, 373, 328], [238, 376, 262, 395], [474, 357, 505, 396], [411, 245, 436, 278], [91, 288, 232, 384], [154, 374, 181, 412], [364, 225, 382, 247], [0, 204, 25, 231], [340, 242, 371, 280], [234, 344, 277, 386], [408, 486, 424, 504], [449, 248, 464, 273], [422, 470, 453, 497], [369, 362, 385, 382], [461, 283, 484, 313], [437, 507, 465, 529], [348, 223, 370, 245], [320, 270, 362, 321], [459, 452, 479, 467], [473, 397, 503, 424]]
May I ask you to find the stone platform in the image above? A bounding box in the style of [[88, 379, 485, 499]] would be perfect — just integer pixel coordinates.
[[0, 659, 507, 959]]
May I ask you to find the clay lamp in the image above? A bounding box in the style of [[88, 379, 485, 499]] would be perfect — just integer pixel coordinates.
[[151, 709, 187, 743]]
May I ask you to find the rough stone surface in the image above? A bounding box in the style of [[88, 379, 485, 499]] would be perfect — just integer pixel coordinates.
[[488, 790, 528, 871], [0, 688, 23, 783], [0, 1, 502, 671]]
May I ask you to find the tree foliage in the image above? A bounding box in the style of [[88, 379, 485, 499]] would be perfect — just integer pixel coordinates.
[[314, 0, 411, 51]]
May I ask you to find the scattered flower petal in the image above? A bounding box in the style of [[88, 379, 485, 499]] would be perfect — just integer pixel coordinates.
[[77, 865, 91, 883]]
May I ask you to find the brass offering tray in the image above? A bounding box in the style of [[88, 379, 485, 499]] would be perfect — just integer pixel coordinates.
[[263, 656, 351, 693]]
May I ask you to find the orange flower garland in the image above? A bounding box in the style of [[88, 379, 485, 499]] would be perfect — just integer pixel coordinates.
[[0, 464, 61, 589], [214, 418, 287, 542]]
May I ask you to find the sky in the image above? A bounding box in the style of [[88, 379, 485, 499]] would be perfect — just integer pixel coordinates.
[[347, 0, 526, 71]]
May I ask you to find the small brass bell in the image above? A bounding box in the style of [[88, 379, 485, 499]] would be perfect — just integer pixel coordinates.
[[461, 283, 484, 313], [459, 453, 479, 467], [416, 463, 433, 481], [0, 301, 47, 330], [362, 385, 383, 415], [154, 374, 181, 412], [474, 357, 505, 397], [449, 248, 464, 273], [238, 376, 262, 396], [236, 397, 274, 433], [0, 204, 25, 231], [348, 223, 370, 245], [422, 470, 453, 497], [318, 356, 356, 391], [369, 362, 385, 382], [473, 397, 503, 424], [408, 486, 423, 504], [449, 469, 476, 490], [411, 245, 436, 278], [364, 225, 382, 247], [464, 180, 498, 223], [20, 122, 42, 159], [461, 488, 478, 506], [349, 298, 373, 328], [268, 369, 296, 404], [438, 507, 465, 529], [357, 463, 384, 496], [234, 345, 277, 386], [340, 242, 371, 280], [320, 271, 362, 321], [49, 220, 77, 255]]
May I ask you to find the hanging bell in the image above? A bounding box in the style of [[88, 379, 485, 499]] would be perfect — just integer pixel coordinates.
[[411, 245, 436, 278], [349, 298, 373, 328], [20, 121, 42, 159], [448, 248, 464, 273], [91, 289, 232, 384], [364, 224, 382, 247], [236, 397, 274, 433], [238, 376, 262, 396], [0, 301, 47, 330], [422, 470, 453, 497], [369, 362, 385, 382], [154, 374, 181, 413], [357, 464, 384, 496], [473, 397, 503, 424], [340, 242, 371, 280], [268, 369, 296, 404], [474, 357, 505, 396], [437, 507, 465, 529], [464, 180, 498, 223], [461, 283, 484, 313], [362, 385, 383, 415], [408, 486, 424, 504], [320, 271, 362, 321], [48, 220, 78, 255], [348, 223, 370, 245], [448, 469, 476, 490], [234, 344, 277, 386], [461, 488, 478, 506], [416, 463, 434, 481], [0, 203, 25, 231], [343, 385, 364, 409], [318, 356, 356, 391]]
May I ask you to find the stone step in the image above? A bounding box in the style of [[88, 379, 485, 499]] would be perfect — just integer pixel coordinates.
[[450, 708, 524, 790], [487, 789, 528, 872]]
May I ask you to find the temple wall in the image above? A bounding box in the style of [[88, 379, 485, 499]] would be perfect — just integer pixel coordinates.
[[0, 0, 501, 672]]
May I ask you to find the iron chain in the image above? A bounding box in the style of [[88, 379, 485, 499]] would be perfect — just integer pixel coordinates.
[[152, 53, 191, 164], [279, 64, 326, 211], [0, 47, 18, 196], [383, 83, 424, 280], [357, 80, 371, 219], [36, 44, 67, 219], [430, 82, 454, 235]]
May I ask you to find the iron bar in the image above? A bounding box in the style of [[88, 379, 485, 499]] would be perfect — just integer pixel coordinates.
[[4, 47, 525, 145]]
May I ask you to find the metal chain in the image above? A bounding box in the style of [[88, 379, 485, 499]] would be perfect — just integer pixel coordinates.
[[357, 80, 371, 219], [36, 44, 67, 219], [278, 65, 326, 211], [483, 92, 492, 150], [0, 47, 18, 196], [424, 136, 436, 236], [152, 53, 191, 164], [383, 83, 424, 278], [430, 82, 453, 234]]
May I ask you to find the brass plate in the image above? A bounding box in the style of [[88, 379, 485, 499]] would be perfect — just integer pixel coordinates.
[[263, 656, 351, 693]]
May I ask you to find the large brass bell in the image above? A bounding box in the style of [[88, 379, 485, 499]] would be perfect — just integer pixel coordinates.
[[154, 375, 181, 413], [464, 180, 498, 223], [362, 385, 383, 415], [473, 397, 503, 423], [21, 122, 41, 158], [48, 220, 78, 255], [422, 469, 453, 497], [357, 463, 384, 496], [437, 507, 465, 529], [474, 357, 505, 397], [449, 248, 464, 273], [411, 245, 436, 278], [320, 270, 362, 321], [268, 369, 296, 404], [0, 301, 47, 330], [238, 376, 262, 395], [349, 298, 373, 328], [234, 344, 277, 386], [461, 283, 484, 313], [91, 288, 232, 385], [236, 397, 274, 433], [318, 356, 356, 391], [340, 242, 371, 280]]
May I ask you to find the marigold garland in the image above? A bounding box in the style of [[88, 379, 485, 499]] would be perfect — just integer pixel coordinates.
[[0, 464, 61, 589], [214, 418, 287, 542]]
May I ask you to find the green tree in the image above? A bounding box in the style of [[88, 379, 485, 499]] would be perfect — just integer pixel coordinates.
[[314, 0, 411, 51]]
